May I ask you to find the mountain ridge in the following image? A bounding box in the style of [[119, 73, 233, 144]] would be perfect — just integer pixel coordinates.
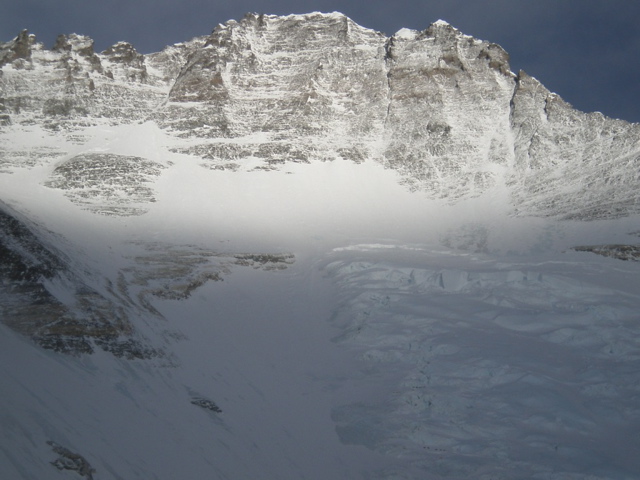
[[2, 12, 638, 220]]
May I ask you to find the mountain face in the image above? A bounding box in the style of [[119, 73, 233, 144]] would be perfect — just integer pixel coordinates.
[[2, 13, 639, 214], [1, 12, 640, 480]]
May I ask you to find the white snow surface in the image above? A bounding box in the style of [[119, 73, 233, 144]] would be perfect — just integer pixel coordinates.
[[0, 118, 639, 480], [394, 28, 418, 40], [1, 13, 640, 479]]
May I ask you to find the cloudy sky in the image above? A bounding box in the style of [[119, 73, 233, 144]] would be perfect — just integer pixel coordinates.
[[2, 0, 639, 123]]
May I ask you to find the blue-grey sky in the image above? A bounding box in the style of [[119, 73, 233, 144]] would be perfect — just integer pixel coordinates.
[[2, 0, 639, 123]]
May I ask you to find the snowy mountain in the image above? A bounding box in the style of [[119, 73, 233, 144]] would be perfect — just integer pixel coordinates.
[[1, 12, 640, 479]]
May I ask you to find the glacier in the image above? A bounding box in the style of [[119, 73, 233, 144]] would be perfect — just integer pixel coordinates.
[[1, 12, 640, 479]]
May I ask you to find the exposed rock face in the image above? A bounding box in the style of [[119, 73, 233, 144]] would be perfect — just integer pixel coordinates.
[[120, 245, 295, 315], [145, 36, 207, 85], [510, 71, 640, 219], [164, 13, 640, 214], [1, 13, 638, 218], [102, 41, 147, 82], [0, 31, 177, 131], [163, 13, 516, 197], [166, 12, 389, 147], [0, 30, 33, 66], [383, 22, 515, 197], [52, 33, 99, 60], [0, 199, 296, 355], [191, 397, 223, 413], [573, 244, 640, 261], [44, 153, 166, 216], [47, 441, 95, 479], [0, 203, 143, 356]]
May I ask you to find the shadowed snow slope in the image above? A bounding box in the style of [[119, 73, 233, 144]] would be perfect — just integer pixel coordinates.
[[1, 12, 640, 480]]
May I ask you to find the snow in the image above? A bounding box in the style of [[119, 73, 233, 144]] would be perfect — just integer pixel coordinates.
[[393, 28, 418, 40], [2, 15, 640, 479], [2, 120, 640, 478], [320, 246, 640, 477]]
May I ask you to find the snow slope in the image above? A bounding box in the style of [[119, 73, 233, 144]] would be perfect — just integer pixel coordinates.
[[2, 119, 640, 479], [1, 12, 640, 480]]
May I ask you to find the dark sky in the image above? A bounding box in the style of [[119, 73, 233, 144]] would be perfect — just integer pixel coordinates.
[[2, 0, 639, 123]]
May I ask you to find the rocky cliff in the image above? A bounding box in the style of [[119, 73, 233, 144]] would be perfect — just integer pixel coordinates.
[[1, 12, 638, 217]]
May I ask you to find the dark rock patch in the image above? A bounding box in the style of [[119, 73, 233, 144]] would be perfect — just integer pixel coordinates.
[[47, 441, 95, 479], [191, 397, 222, 413], [573, 244, 640, 261]]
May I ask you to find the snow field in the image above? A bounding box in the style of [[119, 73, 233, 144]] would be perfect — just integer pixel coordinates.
[[323, 245, 640, 478], [1, 120, 640, 479]]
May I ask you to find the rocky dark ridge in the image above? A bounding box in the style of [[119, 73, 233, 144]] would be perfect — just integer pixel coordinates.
[[47, 441, 95, 479], [573, 244, 640, 261], [0, 202, 153, 356], [0, 30, 33, 66], [0, 199, 296, 355]]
